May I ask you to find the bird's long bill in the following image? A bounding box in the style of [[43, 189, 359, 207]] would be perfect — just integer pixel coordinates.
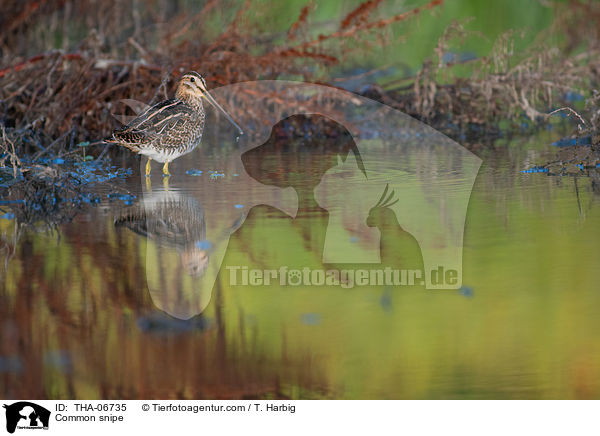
[[203, 91, 244, 135]]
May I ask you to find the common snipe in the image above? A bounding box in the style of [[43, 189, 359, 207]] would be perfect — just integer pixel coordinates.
[[107, 71, 243, 176]]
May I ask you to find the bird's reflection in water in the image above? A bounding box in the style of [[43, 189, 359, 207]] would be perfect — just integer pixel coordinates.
[[114, 182, 246, 318], [115, 189, 210, 278]]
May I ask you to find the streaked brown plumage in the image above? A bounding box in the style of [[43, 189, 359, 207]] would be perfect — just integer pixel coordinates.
[[114, 190, 210, 277], [106, 71, 242, 176]]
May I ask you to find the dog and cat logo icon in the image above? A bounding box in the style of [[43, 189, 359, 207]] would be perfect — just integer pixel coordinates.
[[2, 402, 50, 433]]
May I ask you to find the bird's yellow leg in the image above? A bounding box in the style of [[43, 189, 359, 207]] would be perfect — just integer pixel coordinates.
[[163, 161, 170, 177], [163, 175, 170, 191], [145, 159, 152, 177], [145, 176, 152, 192]]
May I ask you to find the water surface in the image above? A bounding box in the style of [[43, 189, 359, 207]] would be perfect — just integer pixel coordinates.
[[1, 129, 599, 399]]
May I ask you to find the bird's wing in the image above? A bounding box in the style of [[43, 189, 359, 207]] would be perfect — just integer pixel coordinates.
[[115, 208, 190, 248], [111, 99, 195, 144], [114, 195, 206, 249]]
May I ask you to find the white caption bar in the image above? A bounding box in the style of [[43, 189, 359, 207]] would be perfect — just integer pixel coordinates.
[[1, 400, 598, 435]]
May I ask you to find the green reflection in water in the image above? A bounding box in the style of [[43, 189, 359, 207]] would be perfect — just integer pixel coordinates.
[[1, 134, 599, 399]]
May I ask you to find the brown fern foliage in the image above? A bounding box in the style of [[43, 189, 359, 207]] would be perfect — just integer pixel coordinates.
[[340, 0, 384, 30], [0, 0, 442, 161], [288, 4, 313, 40]]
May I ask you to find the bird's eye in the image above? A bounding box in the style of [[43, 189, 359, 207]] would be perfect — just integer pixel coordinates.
[[190, 77, 195, 83]]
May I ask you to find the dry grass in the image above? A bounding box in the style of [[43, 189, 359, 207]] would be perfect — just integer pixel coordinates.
[[381, 4, 600, 143], [0, 0, 599, 161], [0, 127, 22, 177], [0, 0, 443, 160]]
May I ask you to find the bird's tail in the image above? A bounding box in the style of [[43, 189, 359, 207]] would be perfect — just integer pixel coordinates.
[[103, 133, 142, 153]]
